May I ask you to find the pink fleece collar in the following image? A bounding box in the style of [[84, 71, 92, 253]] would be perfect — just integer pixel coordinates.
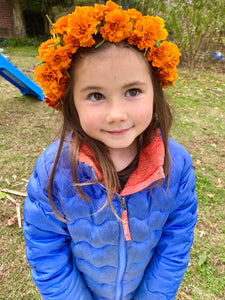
[[121, 133, 165, 195], [78, 132, 165, 195]]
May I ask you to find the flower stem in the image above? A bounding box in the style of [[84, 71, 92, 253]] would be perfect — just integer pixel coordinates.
[[64, 69, 70, 79], [95, 40, 105, 48], [46, 15, 54, 28]]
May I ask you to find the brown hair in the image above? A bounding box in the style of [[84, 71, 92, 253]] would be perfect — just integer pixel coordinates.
[[48, 37, 173, 221]]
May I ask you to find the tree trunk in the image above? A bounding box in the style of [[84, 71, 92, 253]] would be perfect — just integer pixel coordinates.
[[12, 0, 25, 38]]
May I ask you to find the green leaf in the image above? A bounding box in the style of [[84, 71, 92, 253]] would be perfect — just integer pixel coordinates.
[[198, 251, 207, 267], [0, 191, 7, 200]]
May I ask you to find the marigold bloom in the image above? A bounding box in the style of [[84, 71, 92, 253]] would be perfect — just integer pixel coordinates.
[[105, 0, 120, 12], [94, 1, 119, 22], [39, 45, 72, 70], [127, 9, 142, 26], [63, 35, 80, 54], [148, 41, 181, 69], [156, 67, 178, 88], [67, 6, 99, 48], [94, 4, 107, 22], [51, 15, 69, 36], [127, 19, 143, 47], [151, 16, 168, 41], [34, 64, 66, 110], [100, 9, 132, 43], [37, 38, 59, 60], [135, 16, 168, 51], [127, 31, 142, 47]]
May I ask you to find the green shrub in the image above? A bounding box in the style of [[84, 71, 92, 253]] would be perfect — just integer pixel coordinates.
[[135, 0, 225, 73], [0, 35, 50, 48]]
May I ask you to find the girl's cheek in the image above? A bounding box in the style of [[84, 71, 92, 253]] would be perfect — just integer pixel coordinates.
[[135, 107, 153, 119], [80, 112, 101, 129]]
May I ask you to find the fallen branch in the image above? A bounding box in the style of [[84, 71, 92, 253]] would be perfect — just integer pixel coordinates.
[[206, 87, 225, 94], [22, 178, 29, 183], [1, 188, 27, 197], [16, 204, 22, 228], [6, 194, 17, 204]]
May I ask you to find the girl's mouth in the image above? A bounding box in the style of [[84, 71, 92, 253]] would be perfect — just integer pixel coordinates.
[[106, 128, 130, 135]]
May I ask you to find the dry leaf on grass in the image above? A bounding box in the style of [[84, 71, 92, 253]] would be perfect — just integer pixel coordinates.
[[7, 217, 16, 227], [206, 193, 214, 198]]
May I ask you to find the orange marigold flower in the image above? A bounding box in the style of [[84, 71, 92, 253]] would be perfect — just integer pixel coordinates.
[[105, 0, 120, 12], [94, 0, 120, 22], [132, 18, 155, 50], [34, 64, 67, 110], [44, 96, 62, 111], [37, 38, 59, 60], [63, 35, 80, 54], [67, 6, 99, 48], [127, 8, 142, 26], [156, 67, 178, 88], [134, 16, 168, 51], [94, 3, 107, 22], [127, 30, 142, 47], [38, 44, 72, 70], [151, 16, 168, 41], [51, 15, 69, 36], [148, 41, 181, 69], [127, 19, 143, 46], [100, 9, 132, 43]]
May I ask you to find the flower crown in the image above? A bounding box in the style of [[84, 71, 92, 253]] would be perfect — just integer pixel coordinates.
[[35, 0, 181, 110]]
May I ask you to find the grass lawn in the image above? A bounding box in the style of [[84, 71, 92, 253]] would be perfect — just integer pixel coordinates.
[[0, 46, 224, 299]]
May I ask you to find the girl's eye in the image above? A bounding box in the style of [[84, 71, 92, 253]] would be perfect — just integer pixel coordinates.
[[89, 92, 104, 101], [126, 88, 140, 97]]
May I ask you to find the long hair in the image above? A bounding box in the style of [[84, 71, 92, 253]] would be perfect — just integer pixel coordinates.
[[48, 37, 173, 221]]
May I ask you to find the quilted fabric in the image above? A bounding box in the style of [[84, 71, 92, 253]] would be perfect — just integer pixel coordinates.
[[23, 137, 197, 300]]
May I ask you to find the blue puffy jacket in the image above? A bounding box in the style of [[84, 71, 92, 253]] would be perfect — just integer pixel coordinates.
[[23, 135, 197, 300]]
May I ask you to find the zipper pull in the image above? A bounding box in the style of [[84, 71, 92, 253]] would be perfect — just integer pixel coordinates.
[[119, 197, 131, 241]]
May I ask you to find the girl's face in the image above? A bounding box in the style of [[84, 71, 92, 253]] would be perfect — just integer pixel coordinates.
[[73, 46, 154, 162]]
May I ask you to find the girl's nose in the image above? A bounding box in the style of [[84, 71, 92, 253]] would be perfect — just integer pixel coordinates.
[[105, 100, 128, 123]]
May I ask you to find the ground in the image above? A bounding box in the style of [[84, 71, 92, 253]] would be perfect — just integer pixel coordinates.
[[0, 47, 224, 299]]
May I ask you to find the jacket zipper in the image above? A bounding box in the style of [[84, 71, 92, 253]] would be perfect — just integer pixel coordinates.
[[115, 197, 130, 300], [119, 196, 131, 241], [115, 224, 126, 300], [115, 197, 129, 300]]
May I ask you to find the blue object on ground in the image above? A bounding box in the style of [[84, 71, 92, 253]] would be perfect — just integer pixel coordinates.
[[0, 54, 44, 100], [213, 52, 223, 60]]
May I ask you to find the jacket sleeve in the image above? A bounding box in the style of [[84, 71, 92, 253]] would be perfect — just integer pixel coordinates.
[[23, 152, 93, 300], [134, 152, 198, 300]]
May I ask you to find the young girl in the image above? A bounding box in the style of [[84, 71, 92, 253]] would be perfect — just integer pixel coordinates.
[[23, 1, 197, 299]]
